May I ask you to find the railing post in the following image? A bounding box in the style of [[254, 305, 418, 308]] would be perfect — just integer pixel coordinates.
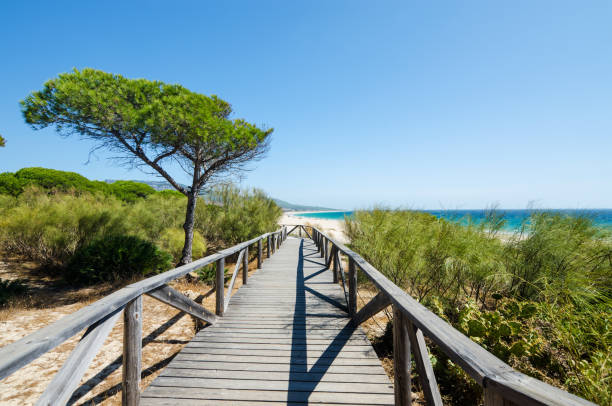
[[267, 235, 271, 258], [216, 257, 225, 316], [348, 257, 357, 317], [257, 239, 263, 269], [242, 246, 249, 285], [393, 305, 412, 406], [332, 249, 339, 283], [320, 237, 325, 258], [299, 226, 302, 237], [123, 295, 142, 406]]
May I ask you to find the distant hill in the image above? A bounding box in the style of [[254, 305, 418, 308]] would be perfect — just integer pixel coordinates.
[[272, 198, 337, 212], [105, 179, 336, 211]]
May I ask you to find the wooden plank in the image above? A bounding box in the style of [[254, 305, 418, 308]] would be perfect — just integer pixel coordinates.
[[123, 296, 142, 406], [352, 292, 392, 326], [147, 284, 217, 324], [393, 305, 412, 406], [160, 367, 390, 383], [142, 386, 394, 405], [406, 320, 442, 406], [36, 308, 122, 405]]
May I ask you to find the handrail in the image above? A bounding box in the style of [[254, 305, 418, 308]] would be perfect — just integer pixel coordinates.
[[0, 226, 287, 405], [285, 224, 595, 406]]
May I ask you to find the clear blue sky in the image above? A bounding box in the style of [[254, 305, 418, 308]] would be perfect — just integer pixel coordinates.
[[1, 1, 610, 209]]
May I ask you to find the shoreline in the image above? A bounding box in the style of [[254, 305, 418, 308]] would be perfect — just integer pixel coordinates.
[[280, 211, 348, 243]]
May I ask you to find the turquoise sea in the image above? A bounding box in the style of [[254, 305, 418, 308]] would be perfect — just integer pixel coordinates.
[[295, 209, 612, 230]]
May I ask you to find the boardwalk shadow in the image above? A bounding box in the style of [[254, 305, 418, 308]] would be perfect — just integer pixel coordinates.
[[288, 239, 356, 403]]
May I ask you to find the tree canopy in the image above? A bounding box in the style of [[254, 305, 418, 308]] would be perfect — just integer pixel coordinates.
[[0, 134, 5, 147], [21, 69, 273, 263]]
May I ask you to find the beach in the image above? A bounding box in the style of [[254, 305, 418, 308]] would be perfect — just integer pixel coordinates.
[[280, 211, 348, 243]]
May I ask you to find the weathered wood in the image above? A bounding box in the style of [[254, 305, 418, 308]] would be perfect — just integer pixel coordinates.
[[333, 248, 339, 284], [287, 225, 299, 235], [485, 387, 512, 406], [300, 225, 313, 240], [140, 237, 394, 406], [123, 296, 142, 406], [406, 320, 443, 406], [352, 292, 392, 326], [216, 257, 225, 316], [242, 245, 249, 284], [0, 231, 276, 381], [394, 305, 412, 406], [224, 249, 245, 312], [36, 309, 122, 405], [257, 239, 262, 269], [309, 227, 596, 406], [267, 235, 271, 258], [147, 284, 217, 324], [348, 257, 357, 317]]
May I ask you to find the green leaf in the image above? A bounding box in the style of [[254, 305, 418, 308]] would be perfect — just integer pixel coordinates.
[[467, 319, 486, 337], [498, 323, 512, 337], [510, 341, 527, 356], [520, 303, 537, 319]]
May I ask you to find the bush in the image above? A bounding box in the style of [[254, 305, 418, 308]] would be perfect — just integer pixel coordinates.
[[157, 227, 207, 263], [195, 185, 281, 248], [0, 172, 24, 196], [67, 235, 172, 284], [107, 180, 156, 203], [0, 187, 126, 266]]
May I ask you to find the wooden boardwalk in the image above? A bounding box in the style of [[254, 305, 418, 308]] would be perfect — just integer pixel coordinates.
[[141, 236, 394, 405]]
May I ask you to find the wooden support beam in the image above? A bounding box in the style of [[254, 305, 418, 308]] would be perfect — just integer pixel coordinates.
[[406, 320, 443, 406], [287, 225, 298, 235], [147, 284, 217, 324], [300, 225, 312, 240], [348, 257, 357, 317], [224, 249, 245, 312], [123, 296, 142, 406], [215, 258, 225, 316], [242, 245, 249, 285], [267, 235, 271, 258], [257, 239, 262, 269], [352, 292, 392, 326], [484, 388, 514, 406], [394, 305, 412, 406], [36, 309, 122, 405], [333, 249, 339, 284]]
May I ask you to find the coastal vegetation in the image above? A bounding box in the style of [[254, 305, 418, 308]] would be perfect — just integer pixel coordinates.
[[346, 209, 611, 405], [21, 68, 273, 265], [0, 168, 281, 286]]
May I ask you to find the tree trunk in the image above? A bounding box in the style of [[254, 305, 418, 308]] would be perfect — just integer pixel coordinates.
[[179, 189, 198, 265]]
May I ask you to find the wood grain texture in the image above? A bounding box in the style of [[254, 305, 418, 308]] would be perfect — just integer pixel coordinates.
[[393, 305, 412, 406], [36, 309, 122, 406], [215, 257, 225, 316], [147, 284, 217, 324], [406, 320, 443, 406], [141, 237, 393, 405], [123, 296, 142, 406], [352, 292, 392, 326]]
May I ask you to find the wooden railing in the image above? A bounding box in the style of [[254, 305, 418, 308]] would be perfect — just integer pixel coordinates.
[[0, 227, 288, 406], [286, 224, 595, 406]]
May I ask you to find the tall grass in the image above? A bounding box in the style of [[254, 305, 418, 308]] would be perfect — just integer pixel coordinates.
[[346, 208, 611, 404]]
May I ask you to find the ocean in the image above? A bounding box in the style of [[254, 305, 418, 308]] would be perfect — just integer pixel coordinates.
[[294, 209, 612, 230]]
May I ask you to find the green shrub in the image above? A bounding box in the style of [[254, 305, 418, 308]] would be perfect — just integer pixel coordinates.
[[67, 235, 172, 284], [107, 180, 156, 203], [195, 185, 281, 248], [157, 227, 207, 263], [0, 187, 126, 266], [0, 172, 24, 196]]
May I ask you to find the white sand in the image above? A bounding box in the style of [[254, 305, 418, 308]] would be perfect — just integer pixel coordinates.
[[280, 211, 348, 244]]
